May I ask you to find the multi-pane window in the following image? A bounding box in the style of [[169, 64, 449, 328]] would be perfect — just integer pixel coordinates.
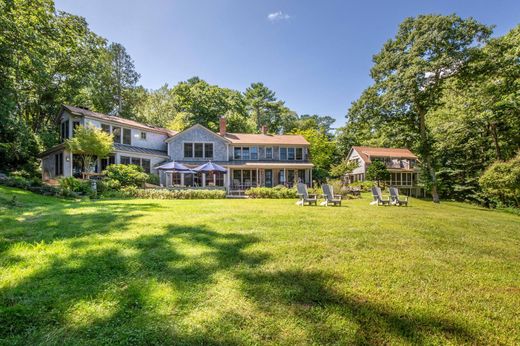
[[123, 128, 131, 145], [233, 147, 257, 160], [184, 143, 193, 158], [204, 143, 213, 158], [280, 147, 287, 160], [61, 120, 70, 141], [112, 127, 121, 143], [295, 148, 303, 160], [234, 147, 242, 160], [184, 142, 212, 158], [141, 159, 151, 173], [288, 148, 295, 160], [55, 153, 63, 176], [140, 132, 147, 140], [265, 147, 273, 159], [131, 157, 141, 166], [194, 143, 204, 158], [101, 124, 111, 133], [250, 147, 258, 160], [120, 156, 131, 165], [242, 147, 250, 160]]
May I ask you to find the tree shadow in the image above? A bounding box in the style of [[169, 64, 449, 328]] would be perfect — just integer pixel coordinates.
[[0, 220, 267, 344], [237, 269, 478, 345]]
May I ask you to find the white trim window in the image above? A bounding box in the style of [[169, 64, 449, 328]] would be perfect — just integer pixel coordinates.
[[265, 147, 273, 159], [184, 142, 213, 159], [279, 147, 304, 161], [233, 146, 258, 160]]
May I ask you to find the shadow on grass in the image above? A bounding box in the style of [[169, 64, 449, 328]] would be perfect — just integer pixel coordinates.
[[238, 269, 478, 344], [0, 190, 478, 344]]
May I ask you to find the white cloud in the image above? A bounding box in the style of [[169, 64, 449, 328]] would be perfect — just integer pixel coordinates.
[[267, 11, 290, 22]]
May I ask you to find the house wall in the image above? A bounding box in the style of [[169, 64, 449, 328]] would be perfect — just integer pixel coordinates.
[[83, 117, 168, 151], [349, 149, 366, 174], [168, 126, 229, 162]]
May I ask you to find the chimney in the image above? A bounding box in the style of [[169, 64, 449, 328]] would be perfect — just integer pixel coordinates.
[[219, 116, 227, 136], [261, 125, 268, 135]]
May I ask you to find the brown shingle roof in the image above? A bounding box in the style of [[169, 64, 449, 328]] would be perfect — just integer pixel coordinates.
[[352, 146, 418, 163], [62, 105, 177, 136], [223, 133, 309, 145]]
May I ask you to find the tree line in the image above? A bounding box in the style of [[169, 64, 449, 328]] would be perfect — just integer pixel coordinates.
[[0, 0, 337, 178], [1, 1, 518, 204]]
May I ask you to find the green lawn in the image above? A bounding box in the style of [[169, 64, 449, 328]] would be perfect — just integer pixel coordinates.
[[0, 186, 519, 345]]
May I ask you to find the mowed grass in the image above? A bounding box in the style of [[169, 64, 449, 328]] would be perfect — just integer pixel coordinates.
[[0, 186, 519, 345]]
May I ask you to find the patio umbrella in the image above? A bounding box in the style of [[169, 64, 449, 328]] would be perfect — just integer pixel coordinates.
[[192, 161, 227, 173], [156, 161, 192, 172], [193, 161, 227, 187]]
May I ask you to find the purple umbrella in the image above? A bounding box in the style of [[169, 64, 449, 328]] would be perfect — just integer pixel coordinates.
[[192, 161, 227, 173], [156, 161, 193, 172]]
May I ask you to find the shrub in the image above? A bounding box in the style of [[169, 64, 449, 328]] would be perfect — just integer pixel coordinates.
[[0, 174, 63, 197], [103, 164, 148, 188], [479, 154, 520, 207], [246, 187, 298, 199], [59, 177, 91, 194], [119, 187, 226, 199], [146, 173, 160, 186]]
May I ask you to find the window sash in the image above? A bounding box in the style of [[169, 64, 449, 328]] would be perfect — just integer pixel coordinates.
[[250, 147, 258, 160], [184, 143, 193, 158], [242, 147, 250, 160], [123, 128, 131, 145], [288, 148, 295, 160], [234, 147, 241, 160], [194, 143, 203, 158], [295, 148, 303, 160], [280, 148, 287, 160], [265, 147, 273, 159], [140, 132, 147, 140], [204, 143, 213, 158], [113, 127, 121, 143], [142, 159, 151, 173], [101, 124, 110, 133], [120, 156, 131, 165]]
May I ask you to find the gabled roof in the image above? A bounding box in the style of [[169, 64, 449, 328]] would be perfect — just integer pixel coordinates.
[[223, 133, 309, 145], [351, 146, 418, 164], [61, 105, 177, 136], [164, 124, 232, 143]]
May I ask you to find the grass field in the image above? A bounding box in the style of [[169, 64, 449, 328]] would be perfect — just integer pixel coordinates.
[[0, 186, 519, 345]]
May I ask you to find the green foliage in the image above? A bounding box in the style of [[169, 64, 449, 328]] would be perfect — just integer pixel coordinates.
[[120, 187, 226, 199], [366, 160, 390, 186], [291, 128, 336, 182], [65, 125, 113, 173], [146, 174, 161, 186], [59, 177, 91, 195], [479, 154, 520, 207], [330, 159, 358, 179], [343, 14, 493, 202], [245, 187, 298, 199], [103, 164, 148, 188]]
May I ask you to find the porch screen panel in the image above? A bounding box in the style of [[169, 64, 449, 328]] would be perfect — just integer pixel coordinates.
[[142, 159, 151, 173], [112, 127, 121, 143]]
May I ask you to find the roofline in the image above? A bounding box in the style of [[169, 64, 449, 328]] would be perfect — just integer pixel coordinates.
[[164, 124, 232, 143], [113, 147, 169, 158], [61, 105, 174, 136], [39, 143, 66, 158]]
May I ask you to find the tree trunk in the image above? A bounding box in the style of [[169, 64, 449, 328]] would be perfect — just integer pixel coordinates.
[[419, 108, 440, 203]]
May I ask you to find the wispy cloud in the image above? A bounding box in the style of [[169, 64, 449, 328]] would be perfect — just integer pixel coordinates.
[[267, 11, 290, 22]]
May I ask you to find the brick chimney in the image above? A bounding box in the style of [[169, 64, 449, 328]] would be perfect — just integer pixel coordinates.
[[261, 125, 268, 135], [219, 116, 227, 136]]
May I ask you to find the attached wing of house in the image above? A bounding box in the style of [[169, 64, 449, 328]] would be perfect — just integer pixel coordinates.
[[346, 146, 421, 196], [41, 105, 313, 190]]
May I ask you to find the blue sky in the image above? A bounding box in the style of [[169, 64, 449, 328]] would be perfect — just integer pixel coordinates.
[[55, 0, 519, 127]]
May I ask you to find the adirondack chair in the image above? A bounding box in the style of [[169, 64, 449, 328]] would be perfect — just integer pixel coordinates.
[[322, 184, 342, 206], [296, 183, 317, 206], [371, 186, 390, 206], [389, 187, 408, 206]]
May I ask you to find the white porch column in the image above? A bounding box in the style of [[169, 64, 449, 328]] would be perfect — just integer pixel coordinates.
[[256, 168, 259, 187], [226, 168, 231, 189], [180, 173, 185, 186], [213, 173, 216, 186], [310, 169, 313, 187], [202, 173, 206, 187], [283, 168, 286, 185]]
